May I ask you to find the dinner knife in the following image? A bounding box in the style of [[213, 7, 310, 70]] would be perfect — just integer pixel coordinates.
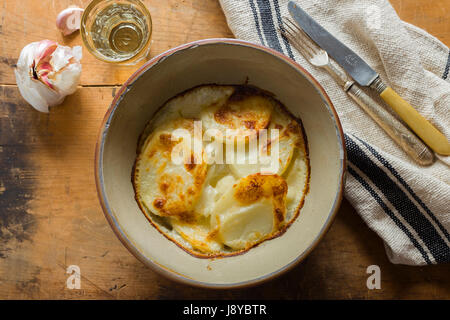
[[288, 1, 450, 156]]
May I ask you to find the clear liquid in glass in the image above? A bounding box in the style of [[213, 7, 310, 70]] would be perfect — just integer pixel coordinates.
[[90, 3, 150, 62]]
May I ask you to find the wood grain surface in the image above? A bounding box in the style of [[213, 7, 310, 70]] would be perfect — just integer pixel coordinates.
[[0, 0, 449, 300]]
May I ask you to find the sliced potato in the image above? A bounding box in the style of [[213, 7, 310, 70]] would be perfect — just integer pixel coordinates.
[[171, 217, 222, 253], [135, 118, 207, 222], [215, 200, 274, 250], [285, 151, 309, 220], [211, 174, 287, 250], [201, 91, 274, 144], [229, 106, 303, 178]]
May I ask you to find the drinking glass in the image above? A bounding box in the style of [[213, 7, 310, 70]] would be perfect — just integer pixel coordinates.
[[80, 0, 152, 64]]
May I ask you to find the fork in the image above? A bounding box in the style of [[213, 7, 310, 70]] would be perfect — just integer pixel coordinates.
[[281, 17, 434, 166]]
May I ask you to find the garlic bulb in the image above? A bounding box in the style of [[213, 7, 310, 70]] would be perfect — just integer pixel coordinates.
[[14, 40, 82, 113], [56, 7, 84, 36]]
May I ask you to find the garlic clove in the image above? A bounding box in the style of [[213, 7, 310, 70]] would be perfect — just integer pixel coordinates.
[[35, 40, 58, 64], [56, 7, 84, 36], [52, 60, 82, 95], [31, 40, 58, 89], [15, 40, 82, 113], [15, 69, 51, 113]]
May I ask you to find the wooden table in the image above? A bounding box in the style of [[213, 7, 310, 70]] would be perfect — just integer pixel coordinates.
[[0, 0, 449, 300]]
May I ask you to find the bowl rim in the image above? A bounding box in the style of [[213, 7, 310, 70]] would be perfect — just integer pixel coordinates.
[[94, 38, 347, 289]]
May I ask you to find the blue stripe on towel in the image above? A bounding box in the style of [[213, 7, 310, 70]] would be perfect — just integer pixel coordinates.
[[273, 0, 296, 60], [346, 135, 450, 263], [348, 166, 432, 264], [354, 136, 450, 243], [443, 50, 450, 80], [255, 0, 284, 53], [248, 0, 266, 46]]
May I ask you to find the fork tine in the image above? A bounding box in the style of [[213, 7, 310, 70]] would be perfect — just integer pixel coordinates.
[[281, 20, 313, 59], [282, 18, 313, 52], [283, 31, 310, 59], [284, 17, 312, 42], [283, 17, 320, 56]]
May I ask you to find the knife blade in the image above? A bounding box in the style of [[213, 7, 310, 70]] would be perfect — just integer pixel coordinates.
[[288, 1, 378, 86], [288, 1, 450, 155]]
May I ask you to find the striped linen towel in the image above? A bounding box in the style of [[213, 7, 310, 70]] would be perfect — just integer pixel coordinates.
[[218, 0, 450, 265]]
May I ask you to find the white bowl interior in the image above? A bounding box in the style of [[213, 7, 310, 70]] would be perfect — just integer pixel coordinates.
[[99, 41, 345, 287]]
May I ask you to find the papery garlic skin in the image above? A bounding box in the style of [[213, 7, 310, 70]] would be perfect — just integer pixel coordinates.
[[56, 7, 84, 36], [14, 40, 82, 113]]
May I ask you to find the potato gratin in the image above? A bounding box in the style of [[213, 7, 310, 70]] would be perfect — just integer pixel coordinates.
[[133, 85, 310, 257]]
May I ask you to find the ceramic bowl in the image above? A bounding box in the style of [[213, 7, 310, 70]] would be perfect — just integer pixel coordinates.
[[95, 39, 346, 288]]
